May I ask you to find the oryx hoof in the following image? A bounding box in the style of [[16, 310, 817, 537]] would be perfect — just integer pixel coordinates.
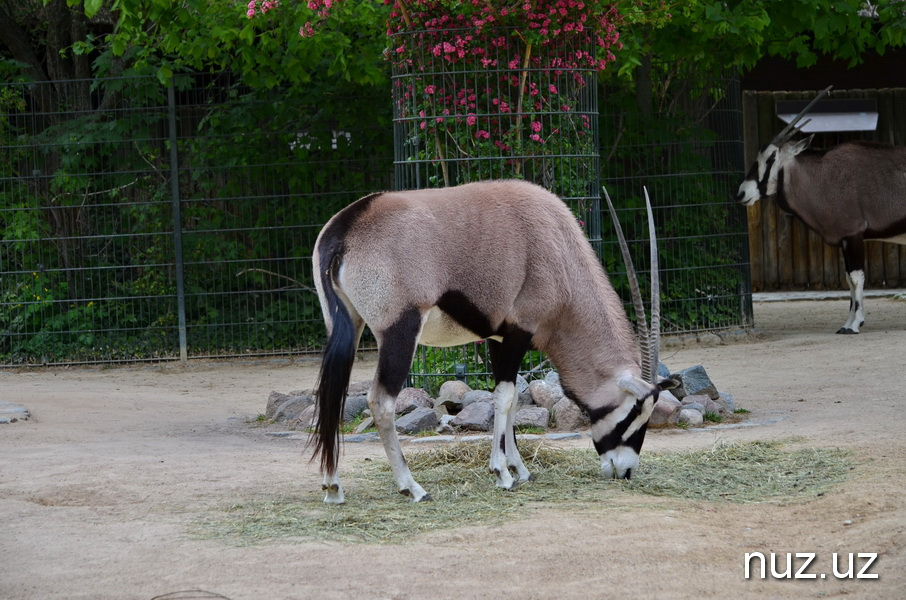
[[836, 327, 858, 335], [399, 487, 432, 502], [322, 484, 345, 504]]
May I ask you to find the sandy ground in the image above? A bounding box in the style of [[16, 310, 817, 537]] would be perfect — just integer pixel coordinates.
[[1, 297, 905, 600]]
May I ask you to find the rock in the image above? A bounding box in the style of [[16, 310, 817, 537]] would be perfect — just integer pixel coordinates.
[[515, 406, 549, 430], [435, 380, 472, 413], [704, 399, 725, 415], [551, 397, 589, 431], [672, 365, 719, 400], [681, 394, 711, 406], [394, 407, 439, 434], [354, 416, 374, 434], [517, 390, 535, 407], [715, 392, 736, 413], [649, 390, 681, 427], [347, 380, 373, 396], [544, 371, 561, 387], [343, 394, 369, 421], [266, 391, 315, 421], [294, 404, 318, 428], [683, 401, 707, 414], [451, 401, 495, 431], [461, 389, 494, 408], [0, 401, 30, 423], [515, 374, 530, 394], [395, 387, 433, 415], [675, 407, 704, 427], [529, 380, 562, 410], [658, 362, 671, 379]]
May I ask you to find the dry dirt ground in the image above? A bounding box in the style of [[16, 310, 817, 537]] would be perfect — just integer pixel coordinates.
[[1, 297, 905, 600]]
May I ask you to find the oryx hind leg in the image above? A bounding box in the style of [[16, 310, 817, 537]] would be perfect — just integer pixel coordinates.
[[838, 240, 866, 334], [487, 331, 534, 489], [370, 307, 431, 502]]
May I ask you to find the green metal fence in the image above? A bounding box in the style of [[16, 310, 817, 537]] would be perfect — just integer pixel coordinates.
[[1, 74, 392, 365], [1, 71, 749, 369]]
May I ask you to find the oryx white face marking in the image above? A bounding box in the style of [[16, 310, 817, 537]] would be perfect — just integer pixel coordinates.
[[737, 144, 780, 206]]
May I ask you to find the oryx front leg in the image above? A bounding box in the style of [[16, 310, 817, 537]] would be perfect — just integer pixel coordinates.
[[838, 269, 865, 334], [489, 381, 532, 489]]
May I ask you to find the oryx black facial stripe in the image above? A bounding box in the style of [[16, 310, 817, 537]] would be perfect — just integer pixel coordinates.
[[758, 152, 776, 197], [592, 403, 642, 455]]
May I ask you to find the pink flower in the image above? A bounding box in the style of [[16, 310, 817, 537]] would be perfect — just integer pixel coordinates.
[[466, 114, 477, 126], [475, 130, 490, 140], [530, 121, 542, 133], [424, 85, 436, 95], [549, 84, 558, 94]]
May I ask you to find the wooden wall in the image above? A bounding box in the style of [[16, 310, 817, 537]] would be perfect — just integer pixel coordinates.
[[742, 88, 906, 291]]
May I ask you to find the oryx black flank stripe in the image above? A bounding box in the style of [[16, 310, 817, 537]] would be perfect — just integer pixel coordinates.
[[592, 403, 643, 455], [436, 289, 497, 340]]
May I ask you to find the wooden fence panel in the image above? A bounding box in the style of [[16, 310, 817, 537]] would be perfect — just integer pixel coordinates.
[[743, 88, 906, 291]]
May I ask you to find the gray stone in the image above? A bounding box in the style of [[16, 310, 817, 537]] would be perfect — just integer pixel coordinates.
[[343, 394, 369, 421], [529, 380, 562, 411], [683, 402, 707, 414], [672, 365, 719, 400], [395, 387, 433, 415], [545, 432, 582, 441], [451, 401, 495, 431], [551, 397, 589, 431], [411, 435, 457, 444], [354, 416, 374, 434], [544, 371, 560, 387], [435, 380, 472, 413], [347, 380, 373, 396], [517, 390, 535, 407], [676, 407, 704, 427], [296, 404, 318, 428], [394, 407, 439, 434], [658, 362, 671, 379], [344, 432, 379, 442], [681, 394, 711, 406], [515, 374, 530, 394], [461, 389, 494, 408], [515, 406, 549, 430], [649, 390, 681, 427], [704, 399, 726, 415], [266, 391, 314, 421], [0, 401, 30, 423], [715, 392, 736, 413]]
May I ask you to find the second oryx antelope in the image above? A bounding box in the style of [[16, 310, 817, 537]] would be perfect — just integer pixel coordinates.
[[311, 179, 676, 503], [737, 86, 906, 334]]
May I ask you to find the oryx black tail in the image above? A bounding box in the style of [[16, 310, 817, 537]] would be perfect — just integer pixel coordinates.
[[311, 259, 358, 475]]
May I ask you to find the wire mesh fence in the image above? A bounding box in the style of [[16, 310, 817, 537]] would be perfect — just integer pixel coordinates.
[[1, 68, 749, 370], [600, 70, 752, 334], [1, 74, 391, 365], [390, 27, 601, 392]]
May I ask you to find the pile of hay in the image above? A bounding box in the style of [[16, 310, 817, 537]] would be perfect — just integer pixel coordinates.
[[196, 440, 851, 545]]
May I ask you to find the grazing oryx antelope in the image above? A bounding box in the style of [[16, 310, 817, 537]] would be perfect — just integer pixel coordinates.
[[311, 179, 676, 503], [738, 85, 906, 334]]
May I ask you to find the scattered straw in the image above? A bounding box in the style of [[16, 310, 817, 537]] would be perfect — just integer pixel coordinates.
[[194, 440, 852, 545]]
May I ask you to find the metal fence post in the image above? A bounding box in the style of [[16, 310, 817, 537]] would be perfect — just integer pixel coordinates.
[[168, 81, 188, 362]]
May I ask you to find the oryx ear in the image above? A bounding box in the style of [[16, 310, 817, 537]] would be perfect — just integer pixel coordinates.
[[657, 374, 682, 392], [618, 375, 653, 400], [789, 134, 814, 156]]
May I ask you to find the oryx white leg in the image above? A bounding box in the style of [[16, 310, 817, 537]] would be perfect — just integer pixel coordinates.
[[503, 384, 533, 484], [369, 383, 431, 502], [322, 461, 345, 505], [838, 269, 865, 334], [489, 381, 531, 489]]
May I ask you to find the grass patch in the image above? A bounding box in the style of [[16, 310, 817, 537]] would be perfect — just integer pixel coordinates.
[[194, 440, 852, 545]]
